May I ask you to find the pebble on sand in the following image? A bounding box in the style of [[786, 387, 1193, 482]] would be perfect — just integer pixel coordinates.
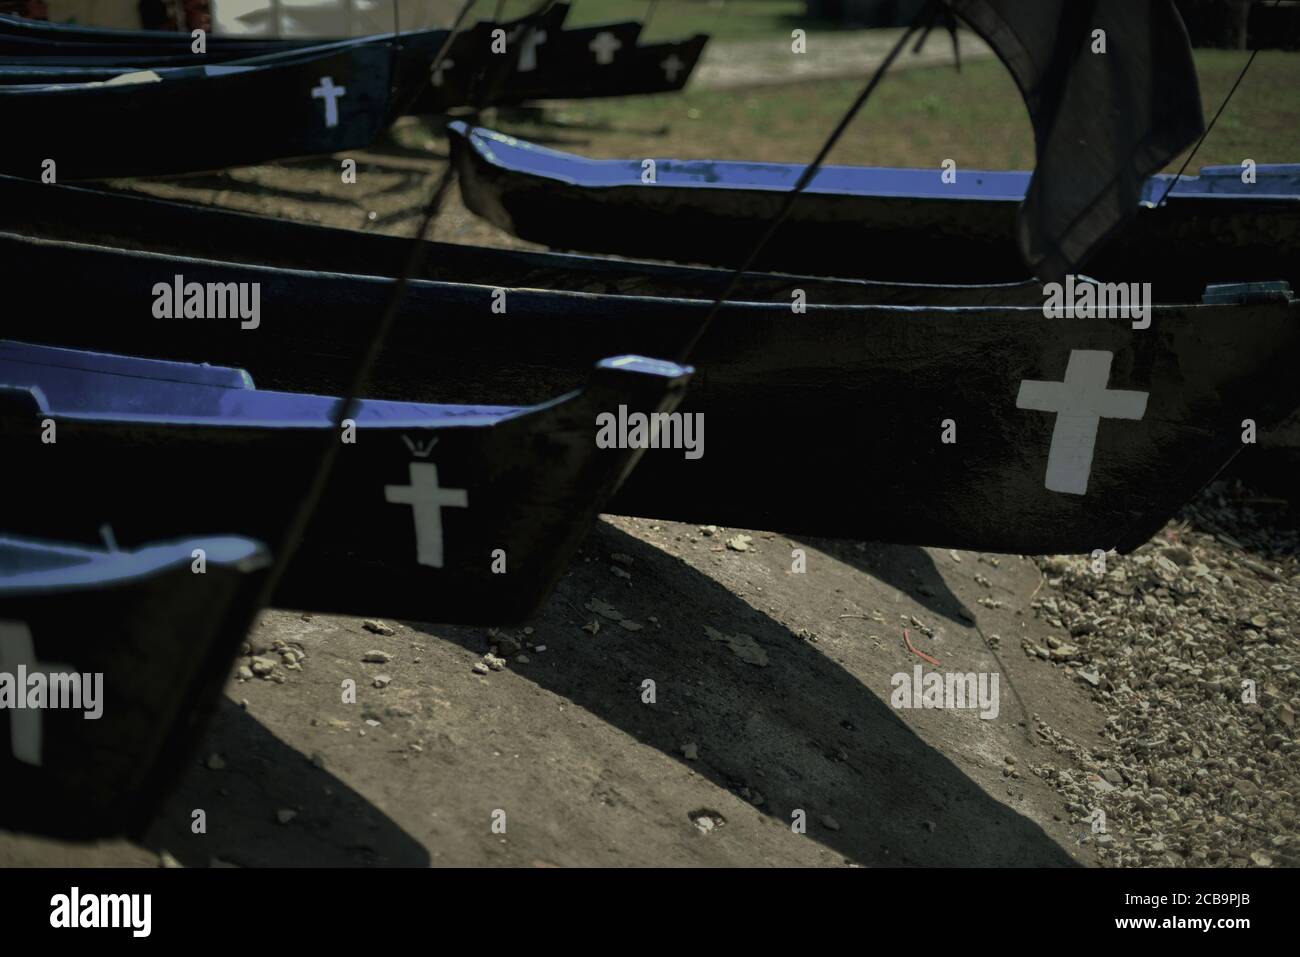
[[703, 626, 769, 667], [363, 619, 396, 636]]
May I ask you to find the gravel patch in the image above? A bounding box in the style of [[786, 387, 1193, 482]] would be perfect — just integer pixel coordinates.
[[1025, 480, 1298, 867]]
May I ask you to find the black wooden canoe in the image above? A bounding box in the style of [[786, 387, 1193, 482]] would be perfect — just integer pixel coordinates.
[[0, 533, 269, 838], [8, 222, 1298, 555], [0, 174, 1044, 306], [415, 26, 707, 112], [0, 39, 396, 178], [448, 123, 1300, 298], [0, 5, 553, 62], [0, 11, 300, 58], [0, 341, 689, 622], [0, 4, 705, 109]]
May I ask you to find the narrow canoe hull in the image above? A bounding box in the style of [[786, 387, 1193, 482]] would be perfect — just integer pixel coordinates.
[[0, 343, 691, 622], [0, 41, 394, 179], [0, 5, 706, 111], [0, 535, 269, 839], [9, 230, 1298, 555], [0, 173, 1046, 306], [449, 124, 1300, 297]]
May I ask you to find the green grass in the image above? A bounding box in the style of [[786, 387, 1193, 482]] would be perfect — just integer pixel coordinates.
[[495, 0, 810, 42], [488, 48, 1300, 172]]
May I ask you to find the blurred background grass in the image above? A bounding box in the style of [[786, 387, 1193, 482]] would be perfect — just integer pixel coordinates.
[[477, 47, 1300, 172]]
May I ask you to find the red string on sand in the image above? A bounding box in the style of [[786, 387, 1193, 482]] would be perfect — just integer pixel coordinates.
[[904, 627, 941, 666]]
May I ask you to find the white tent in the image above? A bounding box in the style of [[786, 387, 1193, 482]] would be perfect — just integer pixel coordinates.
[[210, 0, 464, 37]]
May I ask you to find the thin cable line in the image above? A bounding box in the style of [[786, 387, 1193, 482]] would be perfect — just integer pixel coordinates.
[[253, 0, 557, 609], [1155, 0, 1281, 207], [674, 3, 938, 364]]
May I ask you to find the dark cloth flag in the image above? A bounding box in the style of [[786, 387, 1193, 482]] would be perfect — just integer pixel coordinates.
[[943, 0, 1205, 282]]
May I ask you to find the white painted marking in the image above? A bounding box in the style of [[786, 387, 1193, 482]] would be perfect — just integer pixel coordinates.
[[661, 54, 685, 82], [384, 463, 468, 568], [103, 70, 163, 86], [589, 31, 623, 65], [517, 29, 547, 72], [401, 435, 439, 458], [311, 76, 347, 128], [0, 621, 71, 767], [1016, 350, 1148, 495], [431, 58, 454, 87]]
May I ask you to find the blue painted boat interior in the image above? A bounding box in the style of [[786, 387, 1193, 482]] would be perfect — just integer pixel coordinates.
[[454, 122, 1300, 202], [0, 534, 262, 591], [0, 341, 516, 427]]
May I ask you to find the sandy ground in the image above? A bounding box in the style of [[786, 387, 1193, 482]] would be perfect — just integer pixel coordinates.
[[3, 519, 1107, 867]]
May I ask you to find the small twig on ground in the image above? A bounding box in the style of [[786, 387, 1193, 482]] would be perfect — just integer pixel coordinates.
[[903, 627, 941, 666]]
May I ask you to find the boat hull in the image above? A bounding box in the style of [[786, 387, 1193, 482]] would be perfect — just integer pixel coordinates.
[[0, 535, 269, 838], [9, 230, 1299, 555], [449, 124, 1300, 298], [0, 41, 394, 179], [0, 344, 690, 622], [0, 5, 706, 112], [0, 174, 1046, 306]]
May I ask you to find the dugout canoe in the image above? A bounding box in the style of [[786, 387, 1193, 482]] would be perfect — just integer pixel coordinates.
[[6, 220, 1298, 555], [0, 533, 269, 838], [0, 4, 705, 109], [0, 341, 690, 622], [448, 123, 1300, 298], [0, 173, 1045, 306], [0, 38, 398, 178]]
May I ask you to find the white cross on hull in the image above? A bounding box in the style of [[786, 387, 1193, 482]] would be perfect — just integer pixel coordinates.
[[518, 29, 547, 72], [385, 462, 468, 568], [431, 58, 454, 87], [311, 76, 347, 128], [1017, 350, 1148, 496], [0, 621, 72, 767], [590, 31, 623, 65]]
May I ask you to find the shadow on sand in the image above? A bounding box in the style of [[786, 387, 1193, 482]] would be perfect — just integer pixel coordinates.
[[794, 536, 979, 628], [411, 521, 1075, 867], [141, 699, 430, 867]]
